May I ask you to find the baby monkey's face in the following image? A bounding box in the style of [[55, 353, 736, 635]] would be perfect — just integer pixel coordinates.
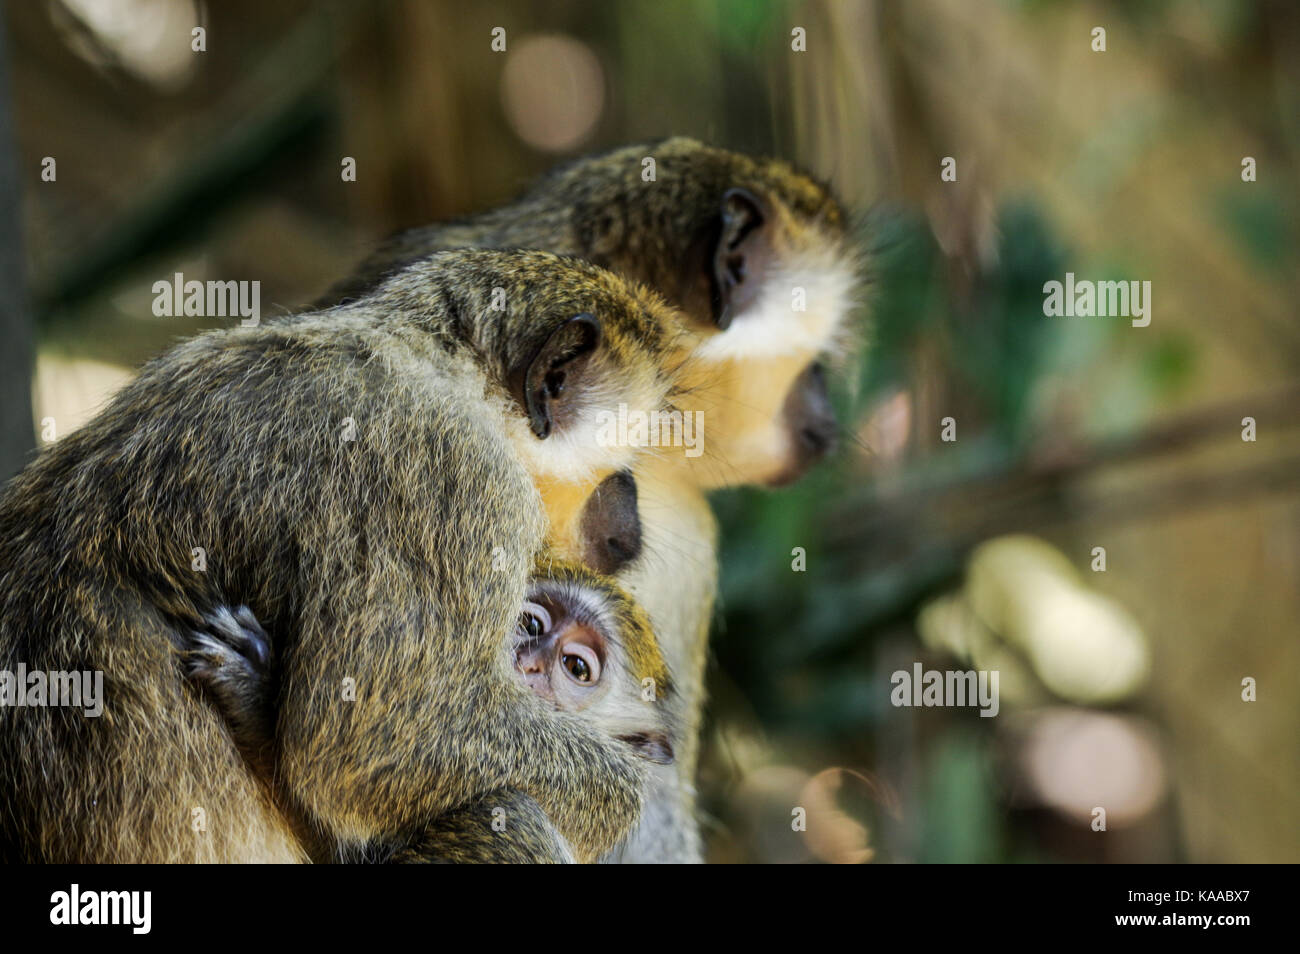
[[514, 592, 609, 710], [512, 574, 674, 766]]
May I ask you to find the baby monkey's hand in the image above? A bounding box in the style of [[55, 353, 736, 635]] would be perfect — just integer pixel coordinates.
[[183, 605, 276, 774]]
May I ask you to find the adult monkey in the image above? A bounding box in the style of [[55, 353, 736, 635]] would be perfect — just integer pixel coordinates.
[[0, 250, 681, 862], [323, 138, 862, 862]]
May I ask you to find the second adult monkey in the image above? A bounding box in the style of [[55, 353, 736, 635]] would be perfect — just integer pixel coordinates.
[[321, 138, 863, 862]]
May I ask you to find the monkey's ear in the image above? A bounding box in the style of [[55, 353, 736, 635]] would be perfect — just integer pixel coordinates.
[[619, 732, 674, 765], [518, 314, 602, 439], [579, 470, 643, 575], [711, 187, 770, 330]]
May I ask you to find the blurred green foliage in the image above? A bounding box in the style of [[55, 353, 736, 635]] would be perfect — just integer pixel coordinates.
[[709, 195, 1210, 859]]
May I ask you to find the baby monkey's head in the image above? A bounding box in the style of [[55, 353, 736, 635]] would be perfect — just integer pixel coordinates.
[[515, 559, 673, 766]]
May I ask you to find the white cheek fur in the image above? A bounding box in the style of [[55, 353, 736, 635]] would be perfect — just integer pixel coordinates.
[[694, 252, 860, 362], [506, 372, 666, 483]]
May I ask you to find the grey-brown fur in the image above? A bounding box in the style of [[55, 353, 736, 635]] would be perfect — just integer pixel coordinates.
[[392, 790, 575, 863]]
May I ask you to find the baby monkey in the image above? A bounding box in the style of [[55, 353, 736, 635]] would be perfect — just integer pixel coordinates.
[[185, 558, 672, 863], [513, 561, 673, 765]]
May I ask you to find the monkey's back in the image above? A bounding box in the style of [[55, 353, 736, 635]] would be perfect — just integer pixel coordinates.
[[321, 138, 845, 311], [0, 309, 544, 862]]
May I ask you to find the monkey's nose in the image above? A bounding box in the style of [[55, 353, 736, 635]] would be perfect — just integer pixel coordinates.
[[514, 647, 546, 675], [798, 418, 837, 457], [514, 655, 553, 699], [781, 360, 838, 476]]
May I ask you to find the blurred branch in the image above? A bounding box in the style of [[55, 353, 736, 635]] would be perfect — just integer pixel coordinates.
[[829, 384, 1300, 549], [33, 6, 353, 319], [788, 386, 1300, 639]]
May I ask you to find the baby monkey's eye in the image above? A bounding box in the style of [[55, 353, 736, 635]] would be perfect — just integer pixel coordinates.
[[560, 644, 601, 686], [563, 654, 590, 681], [518, 601, 551, 639]]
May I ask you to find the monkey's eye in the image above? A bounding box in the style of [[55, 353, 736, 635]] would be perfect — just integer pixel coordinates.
[[560, 644, 601, 685], [562, 654, 592, 683], [517, 602, 551, 639]]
